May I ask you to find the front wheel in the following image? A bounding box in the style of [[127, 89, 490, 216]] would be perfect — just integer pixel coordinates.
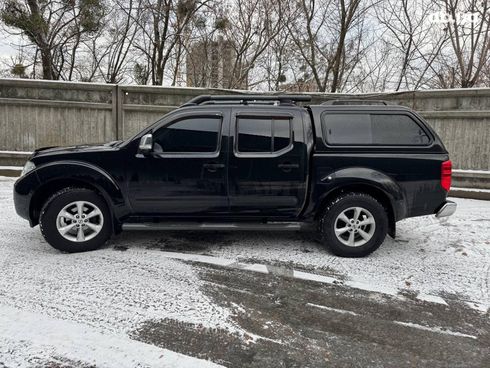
[[318, 192, 388, 257], [39, 188, 112, 253]]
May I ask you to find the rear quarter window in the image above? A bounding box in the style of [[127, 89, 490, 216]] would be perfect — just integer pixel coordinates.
[[322, 113, 430, 146]]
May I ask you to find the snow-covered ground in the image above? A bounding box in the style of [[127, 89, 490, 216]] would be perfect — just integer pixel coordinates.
[[1, 175, 489, 366], [0, 176, 229, 367], [0, 305, 222, 368]]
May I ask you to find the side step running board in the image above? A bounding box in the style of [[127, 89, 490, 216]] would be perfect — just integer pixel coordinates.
[[122, 222, 304, 231]]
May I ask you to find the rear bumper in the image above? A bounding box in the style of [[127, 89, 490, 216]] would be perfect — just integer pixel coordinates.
[[435, 201, 457, 218]]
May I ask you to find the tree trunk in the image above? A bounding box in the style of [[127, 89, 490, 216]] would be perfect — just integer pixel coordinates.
[[40, 48, 54, 80]]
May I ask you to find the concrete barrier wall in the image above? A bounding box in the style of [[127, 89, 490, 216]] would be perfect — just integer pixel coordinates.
[[0, 79, 116, 151], [0, 79, 489, 170]]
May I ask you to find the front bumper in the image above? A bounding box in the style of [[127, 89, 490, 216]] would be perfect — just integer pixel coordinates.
[[13, 171, 40, 224], [435, 201, 457, 218]]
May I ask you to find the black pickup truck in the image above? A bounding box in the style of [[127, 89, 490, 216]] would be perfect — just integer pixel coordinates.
[[14, 95, 456, 257]]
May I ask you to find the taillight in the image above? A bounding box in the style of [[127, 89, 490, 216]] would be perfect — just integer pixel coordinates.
[[441, 160, 452, 191]]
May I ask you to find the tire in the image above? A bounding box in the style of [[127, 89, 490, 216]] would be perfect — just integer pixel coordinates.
[[318, 192, 388, 257], [39, 187, 112, 253]]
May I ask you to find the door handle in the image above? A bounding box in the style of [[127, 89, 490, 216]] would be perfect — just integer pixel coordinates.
[[203, 163, 225, 172], [278, 163, 299, 172]]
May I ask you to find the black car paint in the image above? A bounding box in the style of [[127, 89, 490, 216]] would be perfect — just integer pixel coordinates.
[[14, 103, 450, 230], [228, 107, 309, 218], [128, 108, 230, 216]]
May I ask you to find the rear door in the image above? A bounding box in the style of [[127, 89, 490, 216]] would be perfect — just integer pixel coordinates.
[[228, 108, 308, 218]]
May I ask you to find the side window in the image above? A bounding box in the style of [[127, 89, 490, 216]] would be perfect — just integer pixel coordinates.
[[153, 116, 221, 153], [323, 114, 371, 145], [237, 118, 272, 153], [371, 114, 430, 145], [322, 113, 430, 145], [274, 119, 291, 151], [237, 117, 292, 153]]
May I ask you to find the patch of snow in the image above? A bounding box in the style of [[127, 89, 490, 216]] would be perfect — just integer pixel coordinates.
[[241, 263, 269, 273], [160, 251, 236, 267], [344, 279, 399, 297], [464, 301, 489, 313], [293, 270, 338, 285], [416, 293, 448, 305], [393, 321, 477, 340], [306, 303, 359, 316], [0, 245, 232, 335], [0, 304, 224, 368]]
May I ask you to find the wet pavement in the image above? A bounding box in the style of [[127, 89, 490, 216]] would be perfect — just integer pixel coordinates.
[[133, 262, 489, 368]]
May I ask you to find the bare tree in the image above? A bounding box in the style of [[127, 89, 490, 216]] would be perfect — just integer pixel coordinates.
[[0, 46, 30, 78], [132, 0, 211, 85], [182, 10, 218, 87], [1, 0, 489, 91], [1, 0, 104, 80], [435, 0, 490, 88], [183, 0, 284, 90], [374, 0, 447, 91], [286, 0, 369, 92], [84, 0, 142, 83], [254, 23, 293, 91], [216, 0, 283, 89]]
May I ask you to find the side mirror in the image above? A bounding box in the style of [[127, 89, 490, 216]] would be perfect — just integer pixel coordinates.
[[138, 133, 153, 154]]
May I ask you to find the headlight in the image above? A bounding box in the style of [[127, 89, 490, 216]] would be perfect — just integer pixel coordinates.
[[21, 161, 36, 176]]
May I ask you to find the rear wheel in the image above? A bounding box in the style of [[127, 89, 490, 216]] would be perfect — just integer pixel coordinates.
[[318, 192, 388, 257], [39, 188, 112, 253]]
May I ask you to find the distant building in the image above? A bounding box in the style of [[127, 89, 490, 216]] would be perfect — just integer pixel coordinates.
[[186, 37, 248, 89]]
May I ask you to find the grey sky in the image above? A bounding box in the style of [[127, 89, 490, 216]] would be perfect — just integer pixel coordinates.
[[0, 31, 21, 58]]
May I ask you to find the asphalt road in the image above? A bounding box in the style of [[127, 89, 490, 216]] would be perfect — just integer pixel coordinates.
[[133, 258, 489, 368]]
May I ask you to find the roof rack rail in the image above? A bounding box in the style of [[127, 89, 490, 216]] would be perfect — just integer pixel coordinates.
[[200, 100, 281, 106], [180, 94, 312, 107], [322, 99, 389, 106]]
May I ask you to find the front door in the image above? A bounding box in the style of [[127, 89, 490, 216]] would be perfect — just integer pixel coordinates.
[[128, 109, 230, 217], [228, 109, 307, 218]]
